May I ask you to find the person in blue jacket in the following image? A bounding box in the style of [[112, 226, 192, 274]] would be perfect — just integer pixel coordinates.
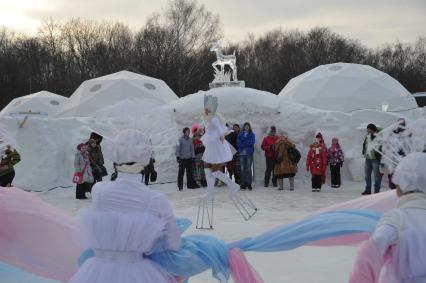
[[237, 122, 256, 190]]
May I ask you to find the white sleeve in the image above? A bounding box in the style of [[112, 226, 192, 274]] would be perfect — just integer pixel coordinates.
[[151, 194, 181, 251], [372, 210, 402, 256], [372, 224, 399, 256]]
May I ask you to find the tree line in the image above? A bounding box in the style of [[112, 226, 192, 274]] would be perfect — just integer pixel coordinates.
[[0, 0, 425, 109]]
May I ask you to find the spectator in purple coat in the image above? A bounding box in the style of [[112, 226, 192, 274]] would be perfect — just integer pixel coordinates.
[[327, 137, 344, 188]]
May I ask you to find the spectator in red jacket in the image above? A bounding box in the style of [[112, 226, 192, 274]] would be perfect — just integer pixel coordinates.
[[261, 126, 279, 187], [315, 132, 328, 185], [306, 140, 327, 192]]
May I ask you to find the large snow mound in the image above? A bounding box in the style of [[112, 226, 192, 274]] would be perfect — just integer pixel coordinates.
[[279, 63, 418, 112], [57, 71, 178, 117], [0, 91, 67, 118]]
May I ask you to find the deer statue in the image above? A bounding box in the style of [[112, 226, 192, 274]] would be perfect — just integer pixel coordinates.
[[210, 42, 238, 81]]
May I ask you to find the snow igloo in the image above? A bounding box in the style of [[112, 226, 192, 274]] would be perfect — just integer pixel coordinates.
[[0, 91, 67, 119], [279, 63, 418, 113], [57, 70, 178, 117]]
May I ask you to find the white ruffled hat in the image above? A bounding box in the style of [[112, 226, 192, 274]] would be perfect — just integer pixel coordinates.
[[392, 152, 426, 193], [111, 129, 152, 166]]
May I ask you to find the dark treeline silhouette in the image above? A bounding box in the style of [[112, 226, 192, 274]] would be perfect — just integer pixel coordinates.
[[1, 0, 425, 109]]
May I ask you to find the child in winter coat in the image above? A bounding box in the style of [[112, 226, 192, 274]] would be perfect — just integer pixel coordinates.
[[315, 132, 328, 185], [349, 152, 426, 283], [306, 140, 327, 192], [327, 137, 344, 188], [74, 143, 94, 199], [192, 127, 207, 187]]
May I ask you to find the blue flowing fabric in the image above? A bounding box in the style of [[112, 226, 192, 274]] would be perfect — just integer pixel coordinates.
[[229, 209, 382, 252], [78, 210, 383, 282]]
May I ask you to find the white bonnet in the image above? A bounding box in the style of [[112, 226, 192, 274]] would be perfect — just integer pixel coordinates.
[[392, 152, 426, 193], [111, 129, 152, 166]]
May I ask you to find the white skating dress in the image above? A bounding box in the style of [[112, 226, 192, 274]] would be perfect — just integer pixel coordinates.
[[201, 116, 232, 164], [69, 173, 181, 283]]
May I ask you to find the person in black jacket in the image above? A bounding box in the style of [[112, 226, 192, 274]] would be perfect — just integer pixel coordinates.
[[225, 124, 240, 184], [142, 156, 156, 185]]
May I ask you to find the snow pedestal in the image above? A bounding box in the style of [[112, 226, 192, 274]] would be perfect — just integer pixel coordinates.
[[209, 81, 245, 89]]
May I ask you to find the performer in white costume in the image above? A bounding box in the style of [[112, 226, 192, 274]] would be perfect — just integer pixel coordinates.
[[201, 95, 239, 200], [197, 95, 257, 228], [69, 129, 181, 283]]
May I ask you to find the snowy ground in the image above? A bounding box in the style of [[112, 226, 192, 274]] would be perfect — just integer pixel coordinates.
[[0, 177, 387, 283]]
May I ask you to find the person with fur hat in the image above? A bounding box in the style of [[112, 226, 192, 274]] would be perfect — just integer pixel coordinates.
[[327, 137, 344, 188], [74, 143, 93, 199], [306, 139, 327, 192], [273, 132, 297, 191], [69, 129, 181, 283], [87, 138, 106, 188], [362, 123, 382, 195], [349, 152, 426, 283]]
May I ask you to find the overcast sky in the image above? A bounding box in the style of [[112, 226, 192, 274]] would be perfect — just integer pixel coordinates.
[[0, 0, 425, 47]]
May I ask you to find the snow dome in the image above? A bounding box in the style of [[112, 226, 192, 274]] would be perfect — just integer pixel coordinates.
[[279, 63, 418, 113], [57, 70, 178, 117], [0, 91, 67, 118]]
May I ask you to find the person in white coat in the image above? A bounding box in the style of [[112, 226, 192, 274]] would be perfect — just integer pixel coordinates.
[[349, 152, 426, 283], [69, 129, 181, 283]]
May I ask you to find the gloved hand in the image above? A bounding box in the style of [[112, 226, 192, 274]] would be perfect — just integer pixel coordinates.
[[340, 162, 344, 168], [176, 157, 180, 163]]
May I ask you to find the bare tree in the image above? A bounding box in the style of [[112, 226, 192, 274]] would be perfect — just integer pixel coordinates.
[[135, 0, 222, 95]]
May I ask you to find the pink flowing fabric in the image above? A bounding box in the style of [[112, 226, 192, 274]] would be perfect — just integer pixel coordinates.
[[228, 248, 264, 283], [0, 187, 83, 282], [318, 190, 398, 214], [348, 238, 385, 283], [309, 190, 398, 247]]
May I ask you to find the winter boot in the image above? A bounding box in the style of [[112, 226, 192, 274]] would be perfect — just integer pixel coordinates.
[[289, 177, 294, 191], [278, 179, 284, 190]]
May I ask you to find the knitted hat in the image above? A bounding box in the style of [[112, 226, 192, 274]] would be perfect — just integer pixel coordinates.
[[191, 123, 200, 134], [77, 143, 86, 150]]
